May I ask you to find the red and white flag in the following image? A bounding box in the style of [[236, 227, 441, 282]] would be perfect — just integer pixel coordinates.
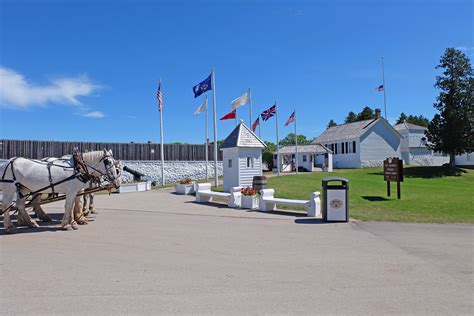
[[219, 109, 236, 120], [157, 81, 163, 111], [285, 111, 295, 126], [376, 84, 384, 91], [252, 117, 260, 132]]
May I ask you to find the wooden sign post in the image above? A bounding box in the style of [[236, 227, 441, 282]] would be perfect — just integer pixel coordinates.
[[383, 157, 403, 199]]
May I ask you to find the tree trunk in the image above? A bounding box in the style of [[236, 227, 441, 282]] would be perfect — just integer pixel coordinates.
[[449, 151, 456, 168]]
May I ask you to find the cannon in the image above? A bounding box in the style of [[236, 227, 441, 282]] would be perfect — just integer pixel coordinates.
[[123, 166, 146, 181]]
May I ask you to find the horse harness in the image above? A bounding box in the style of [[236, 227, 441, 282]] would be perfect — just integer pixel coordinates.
[[1, 152, 114, 215]]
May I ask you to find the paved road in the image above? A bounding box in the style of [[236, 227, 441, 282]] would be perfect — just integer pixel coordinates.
[[1, 189, 473, 314]]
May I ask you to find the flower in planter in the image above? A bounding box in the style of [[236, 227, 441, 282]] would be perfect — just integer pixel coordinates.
[[241, 186, 259, 196], [179, 178, 193, 185]]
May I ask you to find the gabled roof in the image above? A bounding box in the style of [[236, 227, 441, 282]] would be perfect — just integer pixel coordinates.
[[313, 118, 402, 144], [313, 119, 378, 143], [394, 122, 428, 131], [219, 121, 266, 149], [279, 143, 332, 154]]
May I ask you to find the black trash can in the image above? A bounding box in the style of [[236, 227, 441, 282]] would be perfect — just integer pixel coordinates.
[[322, 177, 349, 222]]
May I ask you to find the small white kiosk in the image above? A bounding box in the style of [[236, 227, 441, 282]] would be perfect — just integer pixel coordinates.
[[220, 121, 266, 192]]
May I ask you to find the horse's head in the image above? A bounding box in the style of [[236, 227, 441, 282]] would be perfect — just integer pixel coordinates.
[[100, 149, 121, 189]]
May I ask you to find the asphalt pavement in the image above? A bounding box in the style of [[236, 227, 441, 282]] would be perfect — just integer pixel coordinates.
[[1, 189, 472, 314]]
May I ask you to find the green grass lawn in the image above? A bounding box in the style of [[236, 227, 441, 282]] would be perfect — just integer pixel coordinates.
[[266, 166, 474, 224]]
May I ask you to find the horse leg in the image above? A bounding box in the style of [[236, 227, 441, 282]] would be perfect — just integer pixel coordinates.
[[32, 195, 52, 222], [2, 188, 17, 233], [61, 194, 78, 231], [16, 189, 39, 228], [74, 195, 88, 225], [89, 193, 97, 214], [82, 193, 89, 216]]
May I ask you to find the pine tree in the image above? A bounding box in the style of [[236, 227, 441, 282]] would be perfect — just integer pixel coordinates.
[[396, 113, 408, 124], [425, 48, 473, 168], [327, 119, 338, 128], [357, 106, 375, 121], [345, 111, 357, 123]]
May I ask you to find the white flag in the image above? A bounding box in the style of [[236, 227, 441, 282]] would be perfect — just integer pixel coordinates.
[[231, 91, 249, 110], [193, 97, 207, 116]]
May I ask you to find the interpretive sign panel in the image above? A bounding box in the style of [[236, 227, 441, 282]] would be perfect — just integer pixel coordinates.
[[383, 157, 403, 199], [383, 157, 403, 182]]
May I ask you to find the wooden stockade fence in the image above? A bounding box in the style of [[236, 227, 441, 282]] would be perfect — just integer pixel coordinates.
[[0, 139, 223, 161]]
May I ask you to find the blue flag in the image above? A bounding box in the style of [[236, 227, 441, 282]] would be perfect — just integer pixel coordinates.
[[193, 73, 212, 98]]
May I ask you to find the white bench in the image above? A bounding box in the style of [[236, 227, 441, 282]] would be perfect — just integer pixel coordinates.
[[259, 189, 321, 217], [195, 183, 242, 208]]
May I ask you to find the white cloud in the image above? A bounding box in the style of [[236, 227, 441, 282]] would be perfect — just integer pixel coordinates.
[[455, 46, 474, 52], [0, 66, 100, 108], [83, 111, 105, 118]]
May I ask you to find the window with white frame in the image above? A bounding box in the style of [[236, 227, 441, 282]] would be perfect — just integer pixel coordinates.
[[303, 155, 307, 162], [228, 159, 232, 168], [246, 157, 254, 168]]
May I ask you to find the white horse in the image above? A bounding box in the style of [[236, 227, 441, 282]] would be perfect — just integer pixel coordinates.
[[29, 158, 122, 223], [0, 149, 120, 233]]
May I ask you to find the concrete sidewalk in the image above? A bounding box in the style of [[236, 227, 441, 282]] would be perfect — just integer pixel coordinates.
[[1, 189, 472, 314]]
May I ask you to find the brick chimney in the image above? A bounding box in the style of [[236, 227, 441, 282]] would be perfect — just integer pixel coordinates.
[[375, 108, 381, 119]]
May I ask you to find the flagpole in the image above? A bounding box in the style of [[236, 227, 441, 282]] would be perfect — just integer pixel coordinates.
[[275, 101, 280, 177], [205, 95, 209, 180], [211, 67, 218, 187], [258, 119, 261, 138], [249, 88, 252, 127], [294, 109, 298, 175], [382, 56, 387, 119], [159, 78, 165, 186]]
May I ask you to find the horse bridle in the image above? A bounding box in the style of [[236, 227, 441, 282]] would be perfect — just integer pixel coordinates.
[[88, 154, 118, 183]]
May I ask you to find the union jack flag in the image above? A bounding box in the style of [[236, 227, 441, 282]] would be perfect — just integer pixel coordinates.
[[261, 104, 276, 121], [157, 81, 163, 112]]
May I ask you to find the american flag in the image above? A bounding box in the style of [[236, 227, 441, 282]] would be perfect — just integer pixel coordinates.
[[285, 111, 295, 126], [261, 104, 276, 121], [376, 84, 384, 91], [157, 81, 163, 112]]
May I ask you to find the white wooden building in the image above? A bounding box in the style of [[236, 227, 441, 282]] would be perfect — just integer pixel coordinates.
[[313, 110, 402, 168], [277, 144, 333, 172], [455, 152, 474, 166], [394, 122, 449, 166], [220, 122, 266, 192]]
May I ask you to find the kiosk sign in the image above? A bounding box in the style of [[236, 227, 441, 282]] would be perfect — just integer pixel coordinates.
[[383, 157, 403, 199]]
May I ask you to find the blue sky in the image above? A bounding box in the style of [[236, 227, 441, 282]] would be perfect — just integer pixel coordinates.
[[0, 0, 472, 144]]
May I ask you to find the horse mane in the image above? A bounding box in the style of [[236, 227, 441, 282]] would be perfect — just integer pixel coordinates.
[[81, 151, 106, 163]]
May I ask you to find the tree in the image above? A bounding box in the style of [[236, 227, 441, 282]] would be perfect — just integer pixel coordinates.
[[396, 113, 430, 127], [407, 115, 430, 127], [327, 119, 338, 128], [279, 133, 312, 146], [396, 113, 408, 124], [262, 141, 276, 169], [425, 48, 473, 168], [345, 111, 357, 123], [357, 106, 375, 121]]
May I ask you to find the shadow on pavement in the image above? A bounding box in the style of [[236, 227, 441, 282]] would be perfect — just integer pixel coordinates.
[[294, 218, 329, 225]]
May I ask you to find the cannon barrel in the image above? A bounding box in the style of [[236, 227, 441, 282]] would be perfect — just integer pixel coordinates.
[[123, 166, 146, 181]]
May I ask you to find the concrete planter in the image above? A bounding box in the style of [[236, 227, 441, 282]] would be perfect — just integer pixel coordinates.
[[241, 195, 259, 210], [176, 183, 195, 195], [119, 181, 151, 193]]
